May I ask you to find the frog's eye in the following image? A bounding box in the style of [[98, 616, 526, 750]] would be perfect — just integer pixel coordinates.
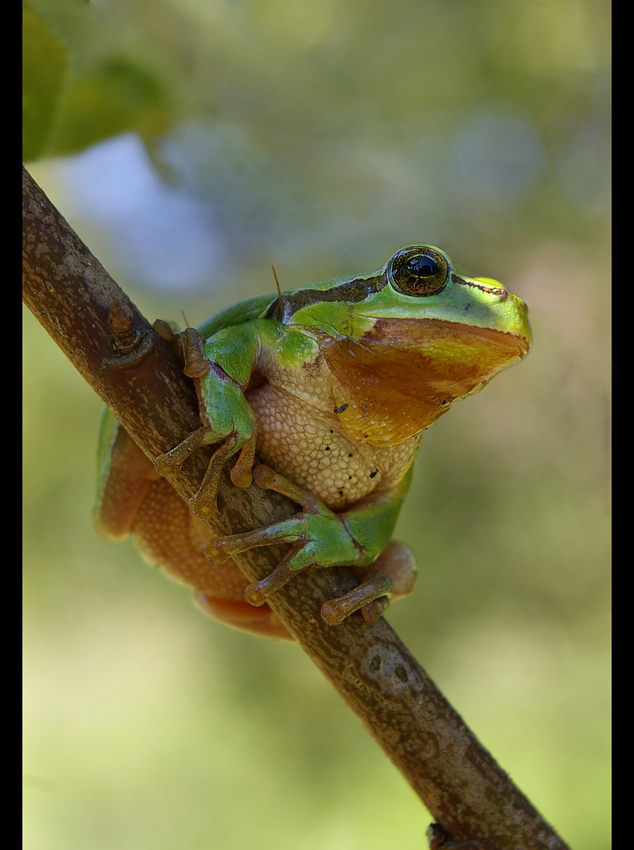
[[389, 247, 450, 297]]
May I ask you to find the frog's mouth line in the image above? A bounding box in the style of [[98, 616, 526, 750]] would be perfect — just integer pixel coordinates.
[[362, 317, 531, 358]]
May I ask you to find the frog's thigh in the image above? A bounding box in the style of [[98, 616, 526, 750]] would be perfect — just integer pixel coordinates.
[[94, 425, 157, 540], [132, 477, 293, 640], [355, 540, 418, 602]]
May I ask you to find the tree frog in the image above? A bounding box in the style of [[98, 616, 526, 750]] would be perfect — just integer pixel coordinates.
[[94, 245, 530, 640]]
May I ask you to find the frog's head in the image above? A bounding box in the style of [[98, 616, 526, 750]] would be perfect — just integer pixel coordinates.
[[284, 245, 531, 444]]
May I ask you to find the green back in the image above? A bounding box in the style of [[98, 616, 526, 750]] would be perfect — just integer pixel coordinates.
[[196, 293, 276, 340]]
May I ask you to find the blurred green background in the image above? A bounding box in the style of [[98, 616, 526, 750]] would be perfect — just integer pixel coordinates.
[[24, 1, 610, 848]]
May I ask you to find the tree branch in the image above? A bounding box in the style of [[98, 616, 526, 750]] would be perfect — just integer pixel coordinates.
[[23, 165, 570, 850]]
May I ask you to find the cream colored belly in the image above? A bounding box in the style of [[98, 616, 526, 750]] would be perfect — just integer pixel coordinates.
[[246, 383, 420, 511]]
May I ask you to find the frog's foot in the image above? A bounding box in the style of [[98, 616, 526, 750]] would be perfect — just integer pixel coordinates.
[[178, 327, 211, 379], [321, 540, 418, 626], [205, 530, 306, 606], [321, 571, 392, 626], [359, 540, 418, 602], [242, 551, 395, 627], [155, 429, 256, 518], [243, 547, 303, 607], [188, 431, 255, 518], [347, 540, 418, 624], [153, 322, 210, 378]]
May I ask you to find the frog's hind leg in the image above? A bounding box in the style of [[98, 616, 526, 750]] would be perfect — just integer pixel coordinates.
[[132, 476, 293, 640], [93, 415, 159, 541], [206, 464, 417, 628]]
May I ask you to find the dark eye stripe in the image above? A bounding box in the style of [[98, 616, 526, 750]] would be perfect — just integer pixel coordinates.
[[264, 275, 385, 322]]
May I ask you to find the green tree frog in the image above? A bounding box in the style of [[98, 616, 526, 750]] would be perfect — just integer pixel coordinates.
[[94, 245, 530, 640]]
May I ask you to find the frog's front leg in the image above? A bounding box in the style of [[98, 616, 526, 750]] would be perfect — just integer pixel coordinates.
[[156, 425, 256, 517], [154, 326, 258, 516], [206, 464, 417, 626]]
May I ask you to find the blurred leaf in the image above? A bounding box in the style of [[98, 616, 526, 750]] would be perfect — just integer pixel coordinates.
[[48, 55, 172, 155], [25, 0, 176, 159], [23, 3, 68, 161]]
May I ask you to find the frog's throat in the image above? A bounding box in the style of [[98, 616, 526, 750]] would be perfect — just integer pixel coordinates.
[[321, 318, 529, 445]]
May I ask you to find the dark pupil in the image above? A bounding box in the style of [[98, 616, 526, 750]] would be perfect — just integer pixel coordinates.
[[406, 255, 439, 278]]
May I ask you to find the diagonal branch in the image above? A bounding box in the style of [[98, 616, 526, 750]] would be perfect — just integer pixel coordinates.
[[22, 165, 570, 850]]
